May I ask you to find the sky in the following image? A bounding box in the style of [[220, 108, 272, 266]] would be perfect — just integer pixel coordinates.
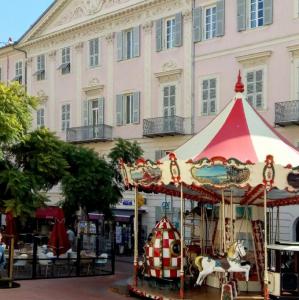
[[0, 0, 54, 44]]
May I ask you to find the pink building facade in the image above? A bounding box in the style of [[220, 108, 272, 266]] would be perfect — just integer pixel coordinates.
[[1, 0, 299, 240]]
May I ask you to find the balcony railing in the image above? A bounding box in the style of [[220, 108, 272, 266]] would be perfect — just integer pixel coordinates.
[[66, 124, 113, 143], [143, 116, 185, 137], [275, 100, 299, 126]]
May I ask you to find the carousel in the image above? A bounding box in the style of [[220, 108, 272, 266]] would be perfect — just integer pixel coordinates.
[[120, 73, 299, 300]]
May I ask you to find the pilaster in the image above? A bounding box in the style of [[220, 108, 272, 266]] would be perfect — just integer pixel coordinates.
[[106, 32, 114, 126], [143, 21, 153, 119], [48, 50, 56, 130], [75, 42, 84, 127], [182, 9, 192, 126], [26, 57, 33, 95]]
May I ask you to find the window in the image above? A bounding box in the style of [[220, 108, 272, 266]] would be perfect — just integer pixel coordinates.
[[156, 13, 182, 51], [61, 104, 70, 131], [163, 85, 176, 117], [37, 108, 45, 128], [35, 54, 45, 81], [58, 47, 70, 74], [14, 61, 22, 83], [117, 26, 140, 61], [165, 18, 176, 49], [246, 69, 264, 109], [205, 6, 217, 39], [193, 2, 225, 43], [116, 92, 140, 125], [249, 0, 264, 28], [83, 98, 104, 126], [237, 0, 273, 32], [89, 38, 99, 67], [202, 78, 217, 115], [296, 60, 299, 100]]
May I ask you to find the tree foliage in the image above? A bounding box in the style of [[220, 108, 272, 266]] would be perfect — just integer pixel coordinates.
[[61, 144, 121, 220], [108, 138, 144, 184], [0, 83, 37, 154]]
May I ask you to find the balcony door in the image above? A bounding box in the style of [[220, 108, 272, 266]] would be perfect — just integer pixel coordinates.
[[163, 85, 176, 133], [83, 97, 104, 139]]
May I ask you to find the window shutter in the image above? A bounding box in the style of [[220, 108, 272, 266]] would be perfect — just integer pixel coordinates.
[[156, 18, 163, 52], [133, 92, 140, 124], [133, 26, 140, 57], [116, 95, 123, 125], [116, 31, 123, 61], [216, 0, 225, 37], [122, 31, 127, 60], [193, 7, 202, 43], [83, 100, 89, 126], [237, 0, 246, 32], [264, 0, 273, 25], [174, 13, 183, 47], [98, 97, 104, 125]]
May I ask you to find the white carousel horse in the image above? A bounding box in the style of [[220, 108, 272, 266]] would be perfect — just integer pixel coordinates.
[[194, 240, 251, 286]]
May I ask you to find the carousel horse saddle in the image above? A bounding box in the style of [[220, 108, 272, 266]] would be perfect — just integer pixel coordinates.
[[240, 260, 251, 266]]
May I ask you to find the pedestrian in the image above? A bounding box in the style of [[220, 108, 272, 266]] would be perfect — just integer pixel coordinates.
[[66, 225, 75, 250], [0, 231, 6, 277]]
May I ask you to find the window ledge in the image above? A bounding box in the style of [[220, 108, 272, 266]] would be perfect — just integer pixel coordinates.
[[155, 68, 182, 83]]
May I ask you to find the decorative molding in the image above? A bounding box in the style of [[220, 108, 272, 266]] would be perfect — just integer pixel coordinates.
[[26, 57, 33, 65], [142, 21, 153, 33], [36, 89, 48, 102], [82, 77, 104, 95], [48, 50, 56, 59], [236, 51, 272, 68], [162, 61, 178, 72], [182, 9, 192, 22], [288, 44, 299, 59], [155, 68, 182, 83], [105, 32, 114, 43], [20, 0, 185, 51], [55, 0, 132, 27], [75, 41, 84, 51]]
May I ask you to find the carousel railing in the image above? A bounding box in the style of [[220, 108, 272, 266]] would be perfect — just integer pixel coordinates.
[[275, 100, 299, 126]]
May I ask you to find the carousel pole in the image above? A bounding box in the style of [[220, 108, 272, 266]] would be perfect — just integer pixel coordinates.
[[133, 185, 139, 287], [221, 190, 225, 253], [180, 183, 185, 299], [230, 190, 234, 242], [263, 187, 269, 300]]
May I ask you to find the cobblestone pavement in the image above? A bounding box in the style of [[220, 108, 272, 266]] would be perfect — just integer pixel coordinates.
[[0, 259, 133, 300]]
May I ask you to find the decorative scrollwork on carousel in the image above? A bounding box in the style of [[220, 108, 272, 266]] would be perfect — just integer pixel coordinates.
[[119, 159, 129, 186], [129, 158, 162, 186], [190, 157, 250, 188], [169, 153, 181, 184], [263, 155, 275, 191]]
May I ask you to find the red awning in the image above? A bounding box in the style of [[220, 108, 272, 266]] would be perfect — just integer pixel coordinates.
[[36, 207, 64, 221]]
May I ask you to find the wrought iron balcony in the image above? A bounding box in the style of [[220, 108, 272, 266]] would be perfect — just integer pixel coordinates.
[[66, 124, 113, 143], [275, 100, 299, 126], [143, 116, 185, 137]]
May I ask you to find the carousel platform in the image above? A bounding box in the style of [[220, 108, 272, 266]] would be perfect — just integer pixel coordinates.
[[128, 278, 263, 300]]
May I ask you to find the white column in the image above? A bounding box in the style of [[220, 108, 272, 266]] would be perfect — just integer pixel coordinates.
[[48, 50, 56, 130], [143, 21, 153, 119], [182, 9, 192, 132], [75, 42, 84, 127], [105, 33, 114, 126]]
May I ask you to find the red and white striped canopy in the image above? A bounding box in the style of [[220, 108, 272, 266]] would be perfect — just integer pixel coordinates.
[[172, 75, 299, 167]]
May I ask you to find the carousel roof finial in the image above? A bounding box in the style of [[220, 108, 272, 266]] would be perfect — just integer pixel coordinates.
[[235, 70, 244, 93]]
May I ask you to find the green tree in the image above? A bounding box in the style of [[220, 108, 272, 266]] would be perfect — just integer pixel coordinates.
[[61, 144, 121, 221], [1, 129, 68, 220], [0, 83, 37, 157], [108, 138, 144, 183]]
